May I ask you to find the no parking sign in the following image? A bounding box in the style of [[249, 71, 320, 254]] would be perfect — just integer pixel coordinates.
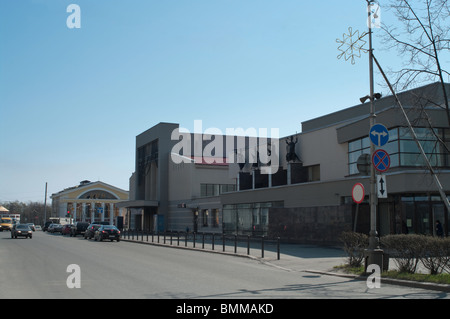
[[372, 149, 390, 172], [352, 183, 365, 204]]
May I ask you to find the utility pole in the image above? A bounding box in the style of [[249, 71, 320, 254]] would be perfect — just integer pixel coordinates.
[[44, 182, 47, 223], [365, 0, 383, 271], [336, 2, 385, 270]]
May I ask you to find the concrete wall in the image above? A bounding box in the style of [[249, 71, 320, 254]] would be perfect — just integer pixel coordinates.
[[268, 205, 353, 245], [299, 124, 348, 181]]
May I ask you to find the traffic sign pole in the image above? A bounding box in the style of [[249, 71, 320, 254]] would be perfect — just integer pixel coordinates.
[[366, 4, 383, 272]]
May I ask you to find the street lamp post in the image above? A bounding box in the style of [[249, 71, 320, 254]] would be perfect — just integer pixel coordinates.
[[336, 1, 385, 271], [365, 0, 383, 271]]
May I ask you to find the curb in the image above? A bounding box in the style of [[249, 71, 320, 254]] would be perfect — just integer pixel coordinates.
[[122, 238, 262, 260], [301, 269, 450, 293]]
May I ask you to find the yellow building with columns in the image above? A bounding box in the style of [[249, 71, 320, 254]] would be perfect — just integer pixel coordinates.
[[51, 180, 129, 225]]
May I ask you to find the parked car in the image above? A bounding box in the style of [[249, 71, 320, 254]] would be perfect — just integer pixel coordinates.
[[70, 222, 90, 237], [94, 225, 121, 242], [11, 224, 33, 239], [84, 223, 101, 239], [47, 223, 56, 233], [48, 223, 63, 233], [43, 221, 53, 232], [26, 223, 36, 231], [61, 224, 73, 235]]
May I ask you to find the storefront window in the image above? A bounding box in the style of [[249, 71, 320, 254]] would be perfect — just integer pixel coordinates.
[[212, 209, 219, 227], [200, 183, 236, 197], [400, 194, 448, 235], [222, 201, 283, 235]]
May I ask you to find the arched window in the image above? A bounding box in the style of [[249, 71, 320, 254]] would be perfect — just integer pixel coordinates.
[[78, 190, 118, 200]]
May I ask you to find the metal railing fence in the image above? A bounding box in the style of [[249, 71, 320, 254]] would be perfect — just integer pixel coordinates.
[[122, 229, 281, 260]]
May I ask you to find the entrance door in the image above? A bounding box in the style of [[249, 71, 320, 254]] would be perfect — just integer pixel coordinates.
[[379, 202, 392, 236], [416, 202, 430, 235], [432, 203, 445, 236]]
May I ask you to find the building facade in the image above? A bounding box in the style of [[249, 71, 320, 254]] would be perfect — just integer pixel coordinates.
[[51, 180, 129, 225], [221, 82, 450, 243], [124, 82, 450, 244], [118, 123, 239, 232]]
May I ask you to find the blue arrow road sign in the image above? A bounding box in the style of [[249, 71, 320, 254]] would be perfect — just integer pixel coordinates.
[[370, 124, 389, 147], [372, 149, 390, 172]]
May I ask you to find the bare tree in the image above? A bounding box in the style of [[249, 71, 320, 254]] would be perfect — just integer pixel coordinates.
[[381, 0, 450, 124]]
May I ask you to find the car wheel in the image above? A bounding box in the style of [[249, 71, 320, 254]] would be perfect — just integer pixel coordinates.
[[117, 238, 120, 242]]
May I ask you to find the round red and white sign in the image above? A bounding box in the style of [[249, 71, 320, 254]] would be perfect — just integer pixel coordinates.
[[352, 183, 365, 204]]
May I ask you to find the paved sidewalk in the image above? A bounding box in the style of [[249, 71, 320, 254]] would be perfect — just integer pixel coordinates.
[[260, 243, 347, 272], [122, 234, 348, 273]]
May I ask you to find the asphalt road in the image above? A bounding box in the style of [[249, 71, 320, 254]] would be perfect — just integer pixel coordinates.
[[0, 230, 447, 299]]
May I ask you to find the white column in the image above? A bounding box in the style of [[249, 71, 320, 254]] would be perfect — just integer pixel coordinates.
[[101, 203, 105, 222], [91, 203, 95, 222], [73, 203, 77, 222], [110, 203, 114, 225], [82, 203, 86, 222], [63, 202, 68, 218]]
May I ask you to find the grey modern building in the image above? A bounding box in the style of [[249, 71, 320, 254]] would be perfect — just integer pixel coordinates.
[[121, 82, 450, 244], [118, 122, 240, 232]]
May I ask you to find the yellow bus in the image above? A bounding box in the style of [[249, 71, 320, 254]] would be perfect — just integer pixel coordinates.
[[0, 217, 13, 231]]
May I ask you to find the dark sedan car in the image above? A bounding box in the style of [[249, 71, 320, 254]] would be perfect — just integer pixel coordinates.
[[94, 225, 121, 242], [11, 224, 33, 239], [70, 222, 90, 237], [84, 223, 101, 239]]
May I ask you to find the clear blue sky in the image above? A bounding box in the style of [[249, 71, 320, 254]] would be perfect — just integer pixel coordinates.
[[0, 0, 400, 202]]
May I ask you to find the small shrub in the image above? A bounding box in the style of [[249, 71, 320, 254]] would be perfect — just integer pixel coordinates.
[[340, 231, 368, 268], [420, 236, 450, 275], [380, 234, 423, 273], [381, 234, 450, 275]]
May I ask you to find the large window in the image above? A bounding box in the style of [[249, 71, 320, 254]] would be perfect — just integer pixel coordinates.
[[222, 201, 283, 235], [398, 127, 449, 167], [137, 140, 159, 200], [348, 127, 450, 174], [200, 184, 236, 197]]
